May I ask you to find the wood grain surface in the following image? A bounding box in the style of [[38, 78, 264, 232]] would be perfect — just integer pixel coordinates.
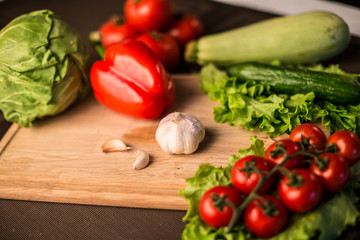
[[1, 0, 359, 239], [0, 74, 275, 210]]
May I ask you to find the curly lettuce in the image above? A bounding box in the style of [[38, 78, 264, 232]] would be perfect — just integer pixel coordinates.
[[200, 64, 360, 137]]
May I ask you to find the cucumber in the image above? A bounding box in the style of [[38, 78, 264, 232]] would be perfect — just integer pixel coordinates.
[[227, 62, 360, 105], [185, 11, 350, 66]]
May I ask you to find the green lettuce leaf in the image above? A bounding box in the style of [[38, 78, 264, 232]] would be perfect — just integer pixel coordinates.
[[183, 215, 250, 240], [200, 64, 360, 137], [228, 136, 265, 165], [180, 137, 360, 240], [0, 10, 90, 127]]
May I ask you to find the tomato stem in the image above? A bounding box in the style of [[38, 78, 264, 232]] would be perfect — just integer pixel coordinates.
[[313, 155, 330, 171], [284, 169, 304, 188], [111, 15, 124, 26], [150, 31, 164, 41], [211, 193, 229, 212], [254, 195, 280, 217], [238, 159, 258, 179]]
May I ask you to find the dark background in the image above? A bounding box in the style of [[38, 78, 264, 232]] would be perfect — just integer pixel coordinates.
[[1, 0, 360, 239]]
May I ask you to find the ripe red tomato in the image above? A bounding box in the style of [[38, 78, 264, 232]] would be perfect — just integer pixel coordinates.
[[199, 186, 243, 228], [309, 153, 350, 192], [265, 139, 304, 170], [124, 0, 173, 31], [327, 130, 360, 166], [99, 15, 140, 48], [244, 195, 288, 238], [289, 123, 327, 150], [278, 168, 322, 212], [135, 31, 180, 71], [231, 156, 274, 195], [167, 14, 203, 47]]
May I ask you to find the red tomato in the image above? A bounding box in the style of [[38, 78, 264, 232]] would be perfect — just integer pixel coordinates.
[[289, 123, 327, 150], [199, 186, 243, 228], [327, 130, 360, 166], [265, 139, 304, 170], [231, 156, 274, 195], [244, 195, 288, 238], [135, 31, 180, 71], [167, 14, 203, 46], [99, 15, 140, 48], [124, 0, 173, 31], [309, 153, 350, 192], [278, 169, 322, 212]]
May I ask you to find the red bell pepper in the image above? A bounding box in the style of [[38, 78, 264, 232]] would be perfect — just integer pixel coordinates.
[[90, 40, 175, 119]]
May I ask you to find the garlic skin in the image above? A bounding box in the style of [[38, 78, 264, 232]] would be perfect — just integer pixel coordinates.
[[156, 112, 205, 154], [132, 150, 150, 170]]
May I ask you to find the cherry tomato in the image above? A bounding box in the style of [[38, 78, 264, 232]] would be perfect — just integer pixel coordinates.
[[231, 155, 274, 195], [309, 153, 350, 192], [167, 14, 203, 47], [199, 186, 243, 228], [265, 139, 304, 170], [244, 195, 288, 238], [135, 31, 180, 71], [124, 0, 173, 31], [289, 123, 327, 151], [278, 168, 322, 212], [327, 130, 360, 166], [99, 15, 140, 48]]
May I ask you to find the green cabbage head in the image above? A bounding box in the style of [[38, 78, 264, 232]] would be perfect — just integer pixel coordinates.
[[0, 10, 91, 127]]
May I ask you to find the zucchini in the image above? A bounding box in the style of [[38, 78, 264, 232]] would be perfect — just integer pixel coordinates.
[[227, 62, 360, 105], [185, 11, 350, 66]]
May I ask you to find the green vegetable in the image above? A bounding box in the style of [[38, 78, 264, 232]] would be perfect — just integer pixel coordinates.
[[180, 137, 360, 240], [185, 11, 350, 66], [200, 64, 360, 137], [227, 62, 360, 105], [0, 10, 91, 127]]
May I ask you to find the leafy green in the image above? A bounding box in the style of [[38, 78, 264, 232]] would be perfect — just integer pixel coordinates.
[[200, 64, 360, 137], [180, 137, 360, 240], [228, 136, 265, 165], [0, 10, 90, 127]]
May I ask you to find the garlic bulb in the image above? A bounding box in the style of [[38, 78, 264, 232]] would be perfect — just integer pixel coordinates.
[[155, 112, 205, 154]]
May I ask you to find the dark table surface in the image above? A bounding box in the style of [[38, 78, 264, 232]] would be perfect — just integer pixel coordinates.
[[1, 0, 360, 239]]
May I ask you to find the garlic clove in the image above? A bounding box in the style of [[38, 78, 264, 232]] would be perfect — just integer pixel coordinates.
[[156, 112, 205, 154], [131, 150, 150, 170], [102, 138, 131, 152]]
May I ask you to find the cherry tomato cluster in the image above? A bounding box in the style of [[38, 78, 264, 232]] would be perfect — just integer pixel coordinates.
[[199, 124, 360, 238], [98, 0, 203, 71]]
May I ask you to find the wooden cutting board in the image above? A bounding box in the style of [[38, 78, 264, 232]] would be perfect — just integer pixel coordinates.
[[0, 74, 278, 210]]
